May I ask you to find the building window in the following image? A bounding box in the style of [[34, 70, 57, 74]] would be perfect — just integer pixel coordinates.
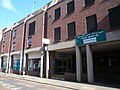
[[3, 34, 6, 43], [86, 14, 98, 33], [2, 58, 7, 70], [67, 22, 76, 39], [12, 42, 16, 51], [67, 0, 75, 15], [54, 27, 61, 42], [13, 30, 16, 38], [13, 59, 20, 70], [108, 6, 120, 29], [55, 7, 61, 20], [28, 21, 36, 36], [2, 46, 4, 53], [27, 36, 32, 48], [85, 0, 95, 6]]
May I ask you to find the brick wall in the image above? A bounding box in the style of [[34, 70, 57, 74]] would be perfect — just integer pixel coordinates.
[[11, 24, 24, 52], [1, 30, 11, 53], [25, 13, 44, 49], [47, 0, 120, 44]]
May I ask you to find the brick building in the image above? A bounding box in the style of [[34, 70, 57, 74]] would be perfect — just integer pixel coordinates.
[[47, 0, 120, 83], [0, 0, 120, 84]]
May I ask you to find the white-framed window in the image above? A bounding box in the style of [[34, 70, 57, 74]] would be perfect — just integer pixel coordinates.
[[13, 30, 16, 38], [12, 42, 16, 51]]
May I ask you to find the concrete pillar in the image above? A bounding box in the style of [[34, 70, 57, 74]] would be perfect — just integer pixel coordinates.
[[76, 46, 82, 82], [46, 47, 49, 78], [6, 55, 9, 73], [40, 52, 44, 78], [19, 51, 23, 74], [8, 56, 12, 73], [23, 53, 26, 75], [86, 44, 94, 83]]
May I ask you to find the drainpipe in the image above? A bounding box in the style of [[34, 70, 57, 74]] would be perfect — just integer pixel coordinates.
[[40, 5, 48, 78], [6, 25, 13, 74], [40, 12, 45, 78], [20, 14, 34, 75], [8, 27, 13, 74], [20, 17, 28, 75]]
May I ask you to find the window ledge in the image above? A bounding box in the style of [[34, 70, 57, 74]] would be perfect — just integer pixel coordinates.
[[85, 2, 95, 7], [66, 37, 75, 41], [66, 10, 74, 16], [53, 40, 60, 44], [54, 17, 60, 21]]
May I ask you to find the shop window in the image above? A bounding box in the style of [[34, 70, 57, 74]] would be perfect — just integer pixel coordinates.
[[67, 0, 75, 15], [85, 0, 95, 6], [28, 59, 41, 72], [67, 21, 76, 39], [13, 30, 16, 38], [54, 27, 61, 42], [2, 59, 7, 70], [28, 21, 36, 36], [86, 14, 98, 33], [13, 60, 20, 70], [108, 6, 120, 29], [55, 54, 73, 74], [55, 7, 61, 20]]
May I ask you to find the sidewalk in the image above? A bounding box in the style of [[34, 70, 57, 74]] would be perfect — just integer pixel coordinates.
[[0, 72, 119, 90]]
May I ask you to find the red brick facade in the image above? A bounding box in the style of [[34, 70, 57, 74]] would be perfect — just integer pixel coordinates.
[[11, 24, 24, 52], [25, 13, 44, 49], [1, 30, 11, 54], [47, 0, 120, 44]]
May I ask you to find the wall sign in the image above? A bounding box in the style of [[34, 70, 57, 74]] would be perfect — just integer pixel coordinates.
[[76, 30, 106, 45]]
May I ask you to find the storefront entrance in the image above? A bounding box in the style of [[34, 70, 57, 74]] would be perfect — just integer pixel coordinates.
[[25, 51, 42, 77], [51, 50, 76, 81], [27, 58, 41, 76], [11, 55, 20, 74], [1, 56, 7, 72], [92, 41, 120, 84]]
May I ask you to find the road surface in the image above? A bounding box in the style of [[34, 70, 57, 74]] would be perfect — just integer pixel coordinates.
[[0, 75, 70, 90]]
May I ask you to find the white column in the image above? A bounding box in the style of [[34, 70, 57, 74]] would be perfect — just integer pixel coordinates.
[[46, 47, 49, 78], [40, 52, 44, 78], [76, 46, 82, 82], [23, 53, 26, 75], [86, 44, 94, 83], [8, 56, 12, 73], [6, 55, 9, 73], [19, 52, 23, 74]]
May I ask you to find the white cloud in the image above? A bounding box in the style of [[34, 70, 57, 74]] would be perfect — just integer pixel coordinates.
[[0, 0, 18, 13]]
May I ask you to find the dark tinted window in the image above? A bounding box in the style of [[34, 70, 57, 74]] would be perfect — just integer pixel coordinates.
[[85, 0, 95, 6], [67, 0, 75, 14], [68, 22, 76, 38], [55, 7, 61, 20], [109, 6, 120, 29], [54, 27, 61, 42], [28, 21, 36, 36], [86, 14, 98, 33]]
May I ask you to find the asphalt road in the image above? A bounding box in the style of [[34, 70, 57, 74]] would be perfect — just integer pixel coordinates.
[[0, 75, 70, 90]]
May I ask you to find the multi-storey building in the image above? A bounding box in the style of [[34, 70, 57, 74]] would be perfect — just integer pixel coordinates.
[[47, 0, 120, 83], [0, 28, 11, 73], [0, 0, 120, 84]]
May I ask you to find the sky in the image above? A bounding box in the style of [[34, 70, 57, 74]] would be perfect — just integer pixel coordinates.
[[0, 0, 50, 30]]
